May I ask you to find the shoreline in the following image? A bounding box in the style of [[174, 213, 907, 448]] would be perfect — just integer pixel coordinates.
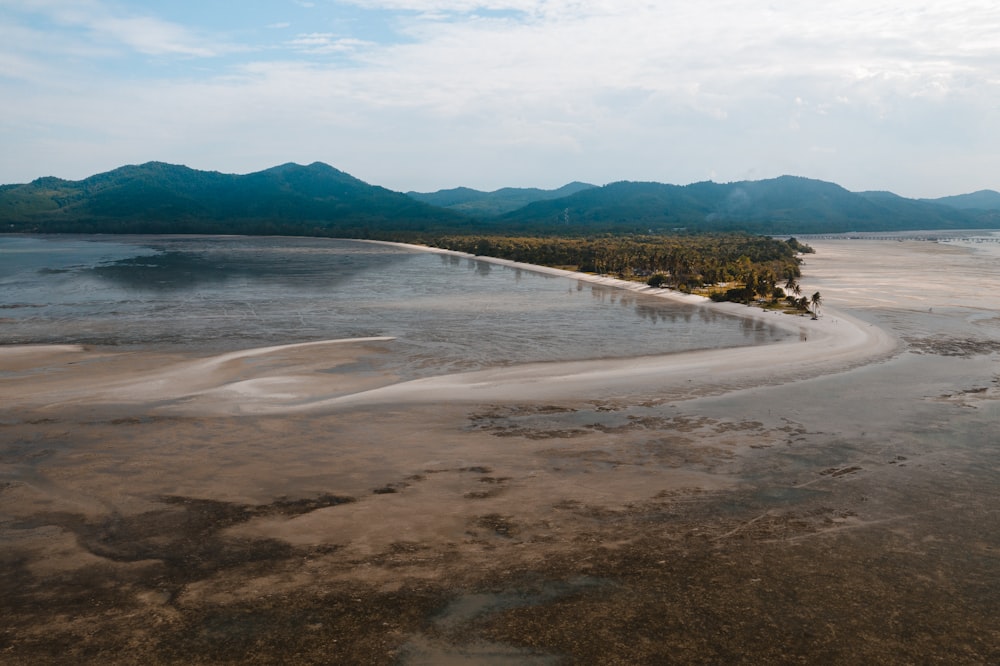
[[0, 239, 898, 414], [291, 304, 894, 412], [361, 238, 882, 340], [291, 240, 896, 408]]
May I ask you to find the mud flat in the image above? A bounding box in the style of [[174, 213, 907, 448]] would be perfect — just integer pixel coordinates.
[[1, 236, 998, 663]]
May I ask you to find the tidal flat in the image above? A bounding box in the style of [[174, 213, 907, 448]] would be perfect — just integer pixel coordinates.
[[1, 235, 998, 664]]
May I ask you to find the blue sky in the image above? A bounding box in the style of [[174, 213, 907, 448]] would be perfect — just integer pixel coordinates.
[[2, 0, 999, 197]]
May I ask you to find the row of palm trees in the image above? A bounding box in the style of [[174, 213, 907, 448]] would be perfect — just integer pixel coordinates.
[[709, 264, 822, 317], [783, 273, 822, 318]]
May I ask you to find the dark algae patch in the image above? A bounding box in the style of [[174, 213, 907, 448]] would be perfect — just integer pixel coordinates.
[[3, 483, 998, 664]]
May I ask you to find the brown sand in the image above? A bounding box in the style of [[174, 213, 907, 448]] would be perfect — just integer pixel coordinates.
[[1, 236, 998, 664]]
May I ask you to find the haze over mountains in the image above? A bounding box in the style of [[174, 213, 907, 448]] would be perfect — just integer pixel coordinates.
[[923, 190, 1000, 211], [2, 161, 998, 237], [407, 182, 597, 217]]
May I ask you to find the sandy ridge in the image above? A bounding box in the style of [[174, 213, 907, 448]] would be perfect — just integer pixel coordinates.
[[291, 305, 894, 411]]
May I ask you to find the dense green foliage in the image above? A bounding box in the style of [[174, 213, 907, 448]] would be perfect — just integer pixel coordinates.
[[0, 162, 472, 236], [922, 189, 1000, 211], [425, 234, 807, 296]]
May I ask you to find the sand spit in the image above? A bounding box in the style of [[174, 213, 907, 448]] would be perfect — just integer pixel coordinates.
[[0, 247, 896, 415], [302, 304, 893, 411], [305, 239, 899, 409], [0, 336, 397, 412]]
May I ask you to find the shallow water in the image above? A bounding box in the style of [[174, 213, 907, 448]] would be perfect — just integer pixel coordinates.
[[0, 235, 788, 375]]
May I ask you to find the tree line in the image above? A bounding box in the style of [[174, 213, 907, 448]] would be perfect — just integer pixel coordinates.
[[424, 233, 812, 304]]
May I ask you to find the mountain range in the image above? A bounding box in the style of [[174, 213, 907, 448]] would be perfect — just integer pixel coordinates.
[[0, 162, 471, 237], [407, 182, 596, 217], [2, 161, 998, 237]]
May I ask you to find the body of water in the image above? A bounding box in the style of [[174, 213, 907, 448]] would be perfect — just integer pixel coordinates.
[[0, 235, 789, 376]]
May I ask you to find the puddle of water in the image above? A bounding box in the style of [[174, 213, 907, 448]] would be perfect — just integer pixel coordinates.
[[397, 635, 560, 665], [397, 577, 609, 664]]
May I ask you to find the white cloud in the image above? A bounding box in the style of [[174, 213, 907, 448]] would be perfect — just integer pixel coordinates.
[[335, 0, 537, 12], [1, 0, 231, 58], [2, 0, 1000, 196], [95, 15, 218, 57], [329, 1, 1000, 115], [287, 33, 375, 54]]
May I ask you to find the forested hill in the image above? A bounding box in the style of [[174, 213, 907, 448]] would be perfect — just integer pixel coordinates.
[[2, 162, 998, 236], [0, 161, 472, 236], [407, 182, 596, 217], [492, 176, 998, 234], [924, 189, 1000, 211]]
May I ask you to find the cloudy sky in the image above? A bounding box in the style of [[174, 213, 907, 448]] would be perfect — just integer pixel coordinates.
[[2, 0, 998, 197]]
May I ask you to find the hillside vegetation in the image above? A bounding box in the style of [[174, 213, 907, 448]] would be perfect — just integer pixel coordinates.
[[492, 177, 997, 234], [407, 182, 596, 217], [923, 189, 1000, 211], [2, 162, 998, 237], [0, 162, 471, 237]]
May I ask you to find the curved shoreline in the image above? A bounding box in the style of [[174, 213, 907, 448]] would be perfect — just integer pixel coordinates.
[[285, 306, 894, 412], [285, 241, 897, 408], [360, 239, 863, 339], [0, 241, 898, 414], [168, 244, 898, 413]]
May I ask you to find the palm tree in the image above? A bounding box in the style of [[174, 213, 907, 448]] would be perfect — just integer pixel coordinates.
[[810, 291, 822, 318], [783, 272, 799, 295]]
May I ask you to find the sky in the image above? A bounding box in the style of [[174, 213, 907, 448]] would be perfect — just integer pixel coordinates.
[[1, 0, 999, 197]]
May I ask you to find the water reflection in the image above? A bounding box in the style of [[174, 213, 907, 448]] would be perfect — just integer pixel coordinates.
[[90, 251, 252, 291], [0, 236, 792, 367], [87, 239, 419, 292]]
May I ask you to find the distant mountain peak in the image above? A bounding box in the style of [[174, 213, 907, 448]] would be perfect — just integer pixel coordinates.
[[926, 189, 1000, 211], [0, 161, 461, 234]]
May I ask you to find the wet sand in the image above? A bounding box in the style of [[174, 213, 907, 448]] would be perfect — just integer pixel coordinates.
[[1, 237, 998, 663]]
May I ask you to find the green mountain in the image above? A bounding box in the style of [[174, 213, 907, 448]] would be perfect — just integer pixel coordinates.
[[407, 182, 596, 217], [1, 163, 997, 237], [493, 176, 993, 234], [925, 190, 1000, 211], [0, 161, 471, 236]]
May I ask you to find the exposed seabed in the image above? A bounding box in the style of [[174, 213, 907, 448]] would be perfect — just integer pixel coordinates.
[[1, 237, 998, 663]]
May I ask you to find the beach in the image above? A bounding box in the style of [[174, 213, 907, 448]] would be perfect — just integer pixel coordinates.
[[1, 235, 998, 663]]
